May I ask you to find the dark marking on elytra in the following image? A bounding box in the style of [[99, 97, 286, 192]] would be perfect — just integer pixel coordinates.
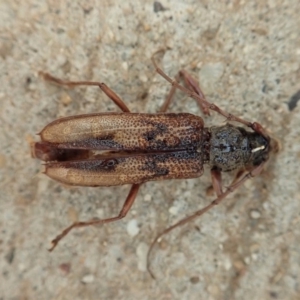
[[143, 121, 168, 142], [100, 159, 118, 170], [58, 134, 124, 151], [47, 158, 121, 172], [139, 154, 169, 179]]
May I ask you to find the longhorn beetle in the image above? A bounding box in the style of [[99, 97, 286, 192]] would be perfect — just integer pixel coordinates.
[[32, 50, 274, 278]]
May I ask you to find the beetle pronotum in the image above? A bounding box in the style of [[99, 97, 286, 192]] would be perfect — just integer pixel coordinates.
[[32, 50, 274, 278]]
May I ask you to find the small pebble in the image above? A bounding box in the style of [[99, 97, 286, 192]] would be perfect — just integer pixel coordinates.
[[81, 274, 94, 284], [169, 205, 179, 216], [139, 74, 148, 83], [136, 242, 148, 272], [122, 61, 128, 71], [244, 256, 251, 265], [190, 276, 200, 284], [251, 253, 258, 261], [250, 209, 261, 219], [96, 208, 104, 219], [144, 194, 152, 202], [223, 257, 232, 270], [127, 219, 139, 237]]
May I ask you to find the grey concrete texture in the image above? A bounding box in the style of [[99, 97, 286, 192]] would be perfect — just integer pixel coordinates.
[[0, 1, 299, 299]]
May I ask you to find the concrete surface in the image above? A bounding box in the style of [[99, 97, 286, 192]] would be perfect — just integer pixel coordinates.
[[0, 1, 299, 299]]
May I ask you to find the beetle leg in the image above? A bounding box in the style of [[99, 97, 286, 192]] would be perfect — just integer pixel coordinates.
[[147, 161, 266, 279], [48, 184, 140, 251], [178, 70, 210, 115], [158, 73, 180, 112], [151, 51, 270, 137], [158, 69, 209, 115], [232, 168, 247, 186], [210, 167, 223, 197], [39, 72, 130, 112]]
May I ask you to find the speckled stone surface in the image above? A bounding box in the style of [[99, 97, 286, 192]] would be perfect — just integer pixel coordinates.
[[0, 1, 299, 299]]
